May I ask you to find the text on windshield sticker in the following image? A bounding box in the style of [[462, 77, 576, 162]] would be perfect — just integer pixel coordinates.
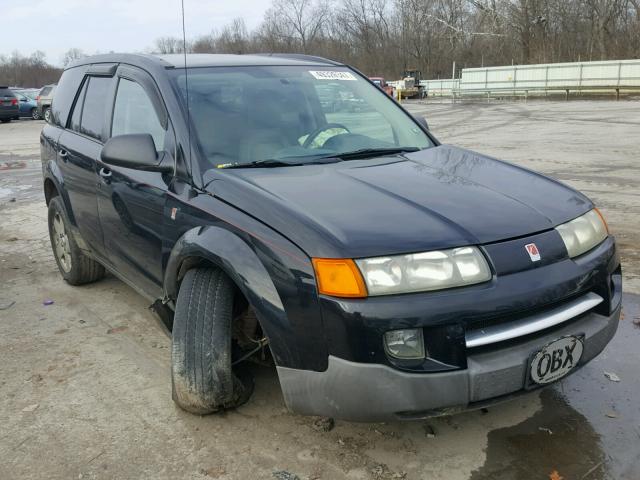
[[309, 71, 357, 81]]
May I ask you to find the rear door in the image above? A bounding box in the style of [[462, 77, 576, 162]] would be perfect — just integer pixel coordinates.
[[96, 65, 173, 298], [57, 73, 114, 258]]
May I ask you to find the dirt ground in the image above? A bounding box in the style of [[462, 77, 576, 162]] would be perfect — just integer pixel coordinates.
[[0, 101, 639, 480]]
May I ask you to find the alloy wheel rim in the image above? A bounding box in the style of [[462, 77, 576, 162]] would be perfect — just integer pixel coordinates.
[[52, 213, 72, 272]]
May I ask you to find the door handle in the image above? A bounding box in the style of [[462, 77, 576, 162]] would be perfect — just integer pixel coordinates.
[[99, 167, 112, 179], [58, 149, 68, 160]]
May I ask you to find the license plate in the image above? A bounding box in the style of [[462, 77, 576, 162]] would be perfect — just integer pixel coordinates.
[[530, 335, 583, 385]]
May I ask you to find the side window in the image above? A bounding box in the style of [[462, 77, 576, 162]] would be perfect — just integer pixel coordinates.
[[68, 79, 88, 134], [50, 66, 87, 127], [111, 78, 166, 151], [79, 76, 111, 141]]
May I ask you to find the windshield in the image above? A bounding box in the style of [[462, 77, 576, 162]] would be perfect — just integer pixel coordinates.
[[170, 66, 432, 168]]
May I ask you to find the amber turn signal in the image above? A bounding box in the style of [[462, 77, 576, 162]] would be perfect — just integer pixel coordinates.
[[594, 208, 609, 234], [312, 258, 368, 298]]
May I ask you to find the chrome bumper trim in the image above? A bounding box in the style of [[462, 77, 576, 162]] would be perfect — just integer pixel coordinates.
[[465, 292, 603, 348]]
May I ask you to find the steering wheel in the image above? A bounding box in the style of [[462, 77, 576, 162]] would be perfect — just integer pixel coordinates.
[[303, 123, 351, 149]]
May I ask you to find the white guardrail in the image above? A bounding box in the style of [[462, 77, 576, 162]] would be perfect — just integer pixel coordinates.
[[420, 59, 640, 98]]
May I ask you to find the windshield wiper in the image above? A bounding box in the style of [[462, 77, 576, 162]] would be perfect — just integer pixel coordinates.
[[218, 157, 341, 169], [325, 147, 420, 161], [218, 159, 302, 169], [217, 147, 420, 169]]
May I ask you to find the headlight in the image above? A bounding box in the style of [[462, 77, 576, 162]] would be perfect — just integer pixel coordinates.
[[556, 209, 608, 258], [355, 246, 491, 296]]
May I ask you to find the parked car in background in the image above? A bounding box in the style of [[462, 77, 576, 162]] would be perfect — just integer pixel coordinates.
[[369, 76, 394, 96], [20, 89, 40, 101], [0, 86, 20, 123], [12, 89, 40, 119], [37, 84, 56, 122]]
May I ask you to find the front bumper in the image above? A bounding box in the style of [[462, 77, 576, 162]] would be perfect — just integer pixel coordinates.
[[277, 303, 620, 421]]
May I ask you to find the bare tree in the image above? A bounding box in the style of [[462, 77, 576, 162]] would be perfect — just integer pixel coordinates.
[[0, 51, 62, 87], [153, 36, 186, 54], [266, 0, 330, 52], [143, 0, 640, 79], [61, 48, 86, 67]]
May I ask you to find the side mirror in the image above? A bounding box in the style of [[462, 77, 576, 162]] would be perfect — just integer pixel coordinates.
[[101, 134, 171, 172], [413, 115, 430, 131]]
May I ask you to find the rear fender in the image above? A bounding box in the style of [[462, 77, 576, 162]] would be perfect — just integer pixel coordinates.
[[43, 160, 77, 225]]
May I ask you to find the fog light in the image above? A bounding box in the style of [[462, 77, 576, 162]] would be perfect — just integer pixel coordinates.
[[384, 329, 425, 359]]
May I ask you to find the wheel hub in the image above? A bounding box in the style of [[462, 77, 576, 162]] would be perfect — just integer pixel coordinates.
[[52, 213, 72, 273]]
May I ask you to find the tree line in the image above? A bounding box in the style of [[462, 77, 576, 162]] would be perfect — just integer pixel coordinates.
[[155, 0, 640, 80], [2, 0, 638, 87], [0, 51, 62, 88]]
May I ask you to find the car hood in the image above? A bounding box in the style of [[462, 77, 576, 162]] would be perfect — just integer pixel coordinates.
[[208, 145, 592, 258]]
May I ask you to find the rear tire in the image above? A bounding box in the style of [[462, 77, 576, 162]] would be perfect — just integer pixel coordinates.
[[43, 107, 51, 123], [31, 107, 39, 120], [1, 118, 11, 123], [47, 196, 105, 285], [171, 268, 254, 414]]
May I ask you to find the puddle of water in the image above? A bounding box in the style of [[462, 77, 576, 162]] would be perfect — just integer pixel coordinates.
[[470, 389, 605, 480], [471, 293, 640, 480], [0, 185, 33, 200]]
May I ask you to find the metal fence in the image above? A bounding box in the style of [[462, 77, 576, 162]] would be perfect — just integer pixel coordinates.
[[420, 59, 640, 98], [421, 78, 460, 96]]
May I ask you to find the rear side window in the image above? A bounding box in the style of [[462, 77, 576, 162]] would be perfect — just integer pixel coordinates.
[[78, 76, 111, 141], [68, 80, 88, 133], [111, 78, 165, 150], [51, 65, 86, 126]]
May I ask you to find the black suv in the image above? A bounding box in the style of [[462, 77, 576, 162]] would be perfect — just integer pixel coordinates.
[[0, 86, 20, 123], [41, 54, 621, 421]]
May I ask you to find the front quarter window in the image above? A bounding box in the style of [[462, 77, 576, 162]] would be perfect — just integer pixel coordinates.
[[170, 65, 432, 169]]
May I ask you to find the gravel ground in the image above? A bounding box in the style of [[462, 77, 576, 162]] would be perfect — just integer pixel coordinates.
[[0, 102, 639, 480]]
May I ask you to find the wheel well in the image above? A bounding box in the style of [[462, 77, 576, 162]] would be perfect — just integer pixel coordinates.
[[44, 178, 59, 205], [176, 258, 264, 357], [176, 256, 249, 310]]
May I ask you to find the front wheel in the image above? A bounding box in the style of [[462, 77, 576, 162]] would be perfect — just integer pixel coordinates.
[[1, 118, 11, 123], [47, 196, 105, 285], [171, 268, 254, 414]]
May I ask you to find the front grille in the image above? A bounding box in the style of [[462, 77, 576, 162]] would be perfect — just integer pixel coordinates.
[[466, 292, 586, 334]]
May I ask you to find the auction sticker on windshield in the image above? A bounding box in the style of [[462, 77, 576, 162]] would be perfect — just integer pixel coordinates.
[[530, 336, 583, 385], [309, 71, 357, 81]]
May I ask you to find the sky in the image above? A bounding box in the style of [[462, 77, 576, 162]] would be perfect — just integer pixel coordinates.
[[1, 0, 271, 66]]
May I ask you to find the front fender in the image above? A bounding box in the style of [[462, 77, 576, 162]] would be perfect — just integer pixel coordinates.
[[164, 225, 326, 370]]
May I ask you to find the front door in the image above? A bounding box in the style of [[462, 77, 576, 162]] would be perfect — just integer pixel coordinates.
[[96, 67, 172, 299]]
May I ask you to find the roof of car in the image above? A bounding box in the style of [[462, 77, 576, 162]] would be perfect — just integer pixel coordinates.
[[67, 53, 342, 70]]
